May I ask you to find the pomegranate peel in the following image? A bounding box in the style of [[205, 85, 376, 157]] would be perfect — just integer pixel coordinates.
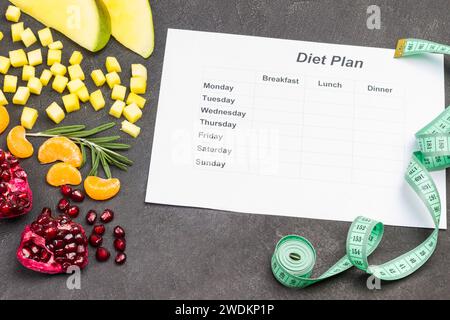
[[17, 208, 89, 274], [0, 149, 33, 219]]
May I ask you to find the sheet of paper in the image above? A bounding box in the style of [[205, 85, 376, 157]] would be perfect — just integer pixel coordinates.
[[146, 29, 446, 229]]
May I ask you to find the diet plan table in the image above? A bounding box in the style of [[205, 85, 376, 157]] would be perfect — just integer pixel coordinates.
[[146, 29, 446, 229]]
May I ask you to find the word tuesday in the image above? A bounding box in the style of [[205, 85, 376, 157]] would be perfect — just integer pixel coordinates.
[[297, 52, 364, 68]]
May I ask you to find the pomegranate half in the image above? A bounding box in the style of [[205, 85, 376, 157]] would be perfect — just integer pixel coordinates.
[[17, 207, 89, 274], [0, 149, 33, 219]]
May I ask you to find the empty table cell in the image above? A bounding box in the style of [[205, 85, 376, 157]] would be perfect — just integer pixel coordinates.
[[353, 141, 404, 161], [354, 94, 403, 110], [301, 164, 352, 183], [351, 168, 399, 187], [304, 101, 354, 117], [302, 152, 352, 168], [353, 130, 404, 147], [355, 105, 404, 122], [203, 67, 256, 83], [304, 113, 354, 130], [303, 125, 353, 141], [305, 88, 354, 104], [254, 82, 305, 100], [253, 96, 303, 112], [352, 155, 404, 173], [354, 118, 403, 134], [253, 108, 303, 125], [303, 137, 353, 155]]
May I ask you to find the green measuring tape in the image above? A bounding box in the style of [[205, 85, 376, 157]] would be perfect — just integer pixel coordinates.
[[395, 38, 450, 57], [272, 39, 448, 288]]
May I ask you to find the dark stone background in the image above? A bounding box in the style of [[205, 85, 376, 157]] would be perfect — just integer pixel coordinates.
[[0, 0, 449, 299]]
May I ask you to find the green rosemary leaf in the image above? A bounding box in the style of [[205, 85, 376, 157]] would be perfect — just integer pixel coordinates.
[[91, 147, 96, 170], [97, 143, 131, 150], [101, 148, 134, 166], [100, 153, 112, 179], [88, 136, 121, 144], [89, 150, 100, 177], [41, 125, 86, 135], [66, 122, 116, 138], [80, 143, 87, 168], [102, 153, 129, 171]]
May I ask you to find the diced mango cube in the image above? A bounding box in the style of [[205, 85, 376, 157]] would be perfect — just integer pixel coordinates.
[[121, 120, 141, 138], [46, 102, 65, 124], [69, 51, 83, 65], [0, 56, 11, 74], [12, 87, 30, 105], [123, 103, 142, 123], [0, 32, 3, 41], [89, 89, 105, 111], [47, 49, 62, 66], [40, 69, 53, 86], [105, 72, 121, 89], [52, 75, 68, 93], [91, 69, 106, 86], [21, 28, 37, 47], [106, 57, 121, 73], [68, 64, 85, 80], [111, 85, 127, 101], [27, 77, 43, 95], [109, 100, 126, 118], [76, 86, 89, 103], [132, 64, 147, 80], [27, 49, 43, 66], [67, 79, 84, 93], [126, 92, 146, 109], [11, 22, 24, 42], [37, 28, 53, 47], [5, 5, 21, 22], [48, 41, 63, 50], [62, 93, 80, 113], [22, 65, 35, 81], [9, 49, 28, 67], [21, 107, 38, 130], [130, 77, 147, 94], [0, 90, 8, 105], [3, 75, 18, 93], [50, 62, 67, 76]]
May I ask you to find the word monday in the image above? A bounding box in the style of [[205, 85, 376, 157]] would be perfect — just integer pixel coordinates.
[[297, 52, 364, 68]]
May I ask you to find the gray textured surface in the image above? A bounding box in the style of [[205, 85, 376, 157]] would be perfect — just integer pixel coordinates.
[[0, 0, 449, 300]]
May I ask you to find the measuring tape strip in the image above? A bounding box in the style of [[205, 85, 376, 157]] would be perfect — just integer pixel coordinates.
[[394, 38, 450, 57], [272, 39, 447, 288]]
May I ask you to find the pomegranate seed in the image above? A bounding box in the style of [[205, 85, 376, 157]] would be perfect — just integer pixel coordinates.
[[89, 234, 103, 247], [95, 247, 110, 262], [0, 150, 5, 162], [86, 210, 97, 225], [70, 190, 85, 202], [66, 205, 80, 218], [60, 185, 72, 197], [57, 198, 70, 212], [93, 224, 105, 235], [113, 226, 125, 238], [115, 253, 127, 265], [114, 238, 126, 252], [100, 209, 114, 223]]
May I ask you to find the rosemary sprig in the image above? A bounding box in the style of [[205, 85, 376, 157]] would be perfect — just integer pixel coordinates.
[[27, 123, 133, 179]]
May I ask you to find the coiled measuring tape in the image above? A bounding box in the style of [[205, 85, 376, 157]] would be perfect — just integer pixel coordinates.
[[272, 39, 449, 288]]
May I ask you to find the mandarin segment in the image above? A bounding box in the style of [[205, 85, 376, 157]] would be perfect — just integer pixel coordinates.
[[0, 106, 10, 135], [38, 137, 82, 167], [84, 176, 121, 201], [6, 126, 34, 158], [46, 162, 82, 186]]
